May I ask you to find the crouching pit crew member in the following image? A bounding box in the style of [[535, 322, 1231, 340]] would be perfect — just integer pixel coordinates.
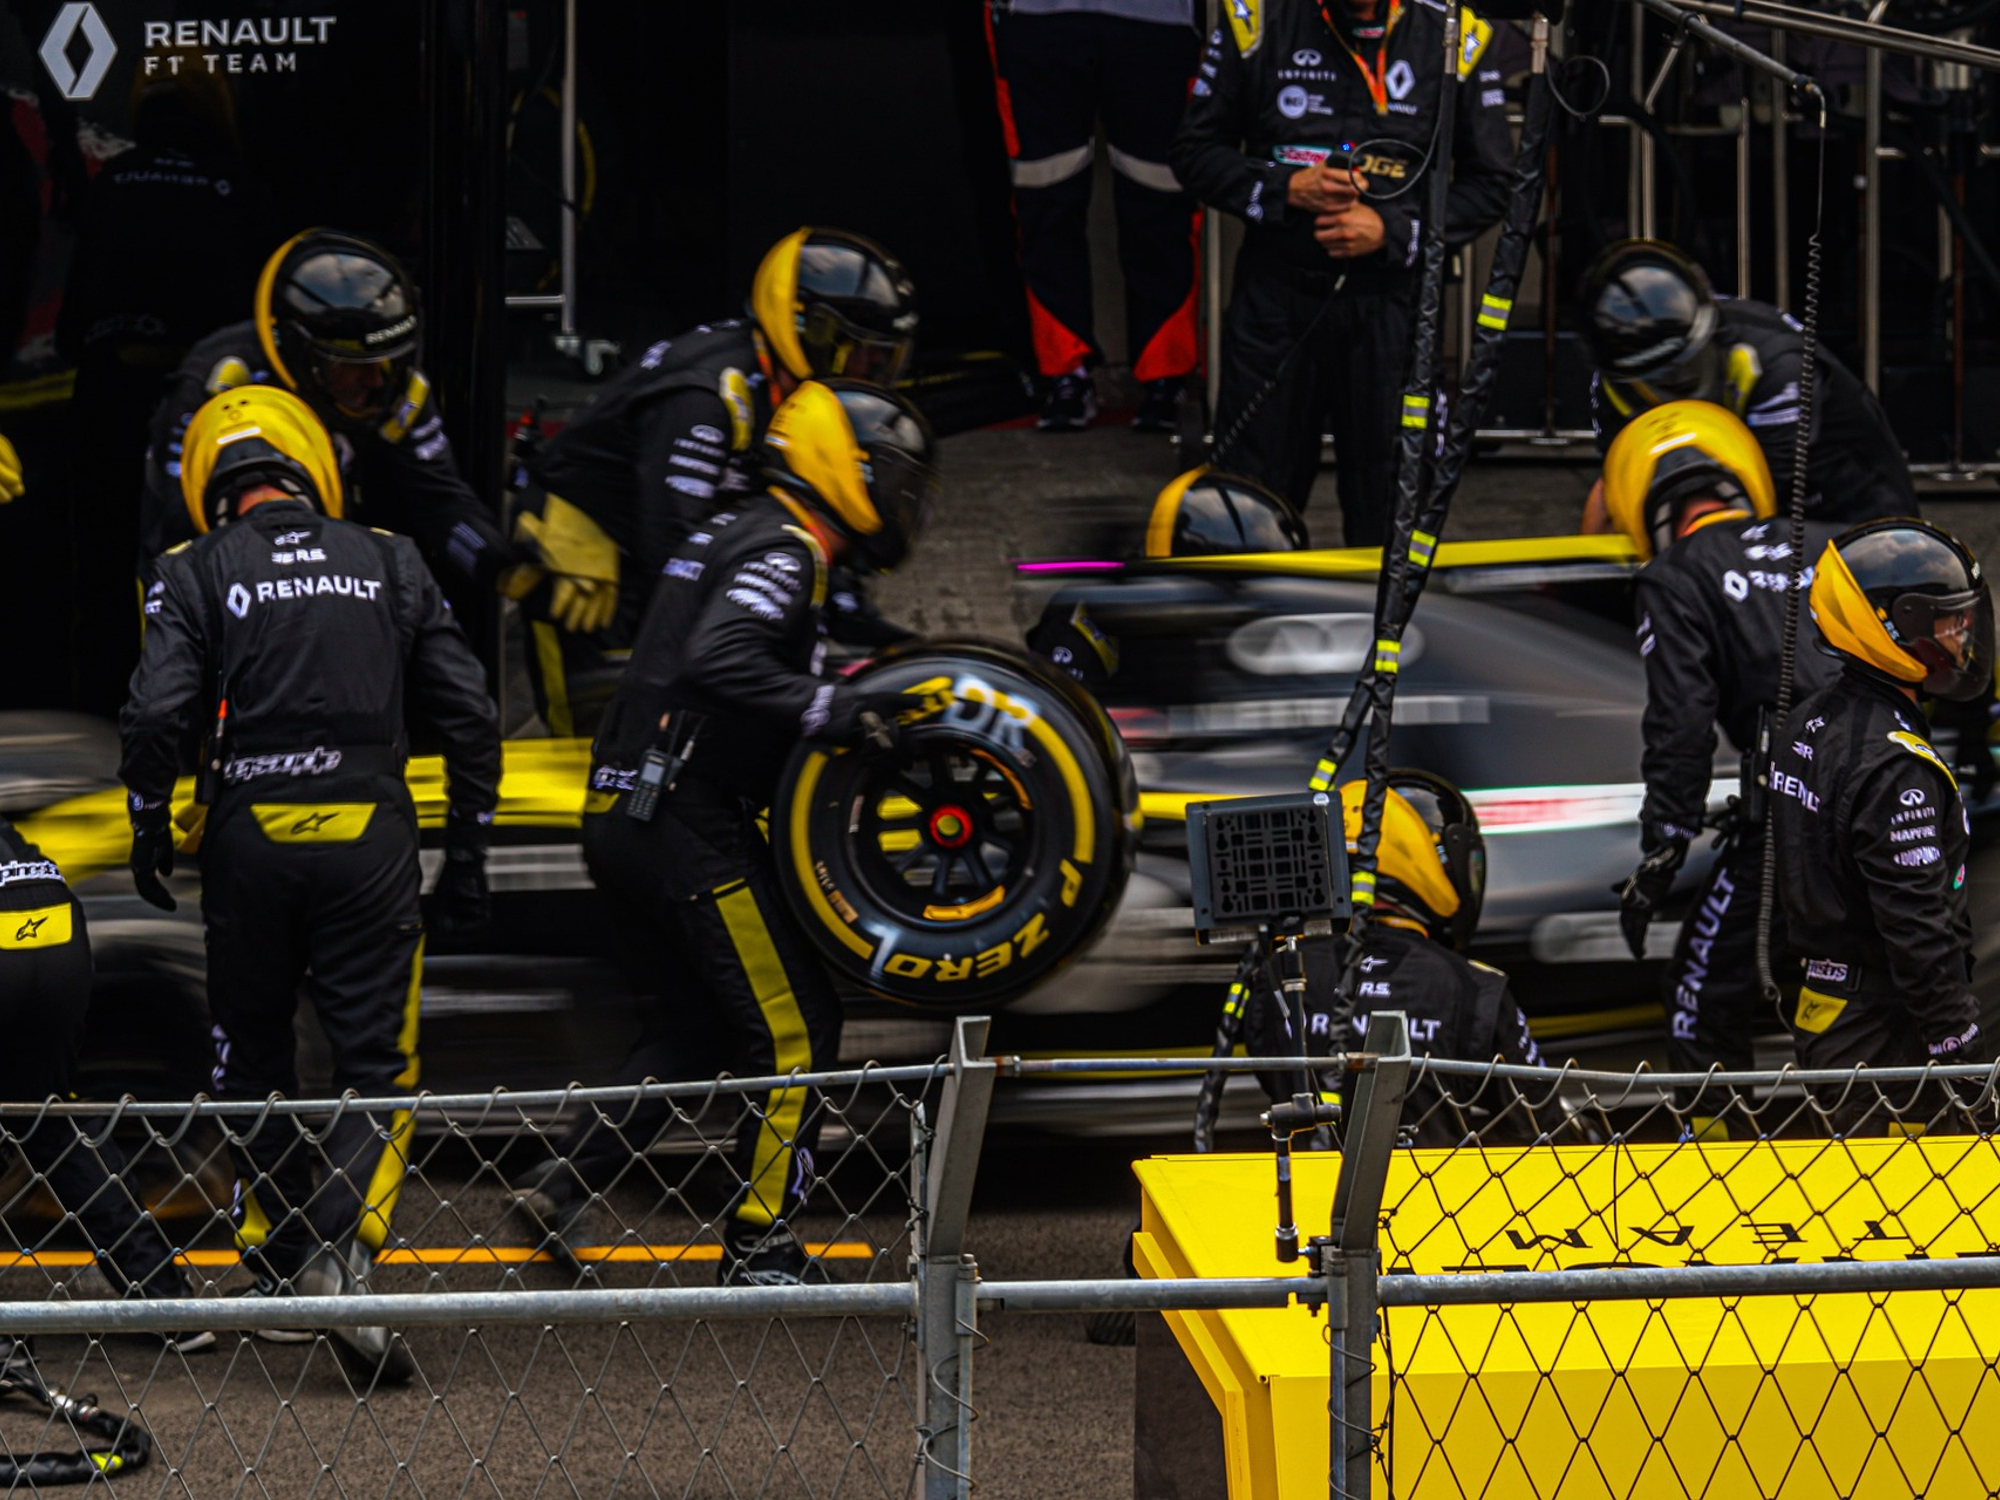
[[1244, 772, 1547, 1147], [514, 227, 918, 734], [512, 378, 939, 1287], [1604, 401, 1836, 1097], [1580, 239, 1917, 532], [1771, 519, 1994, 1136], [0, 819, 213, 1353], [120, 385, 501, 1380]]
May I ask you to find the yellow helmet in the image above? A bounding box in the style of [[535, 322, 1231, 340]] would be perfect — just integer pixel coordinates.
[[1602, 399, 1774, 563], [178, 385, 344, 535], [1341, 770, 1486, 950], [749, 228, 918, 383], [1809, 518, 1994, 702], [761, 379, 939, 572]]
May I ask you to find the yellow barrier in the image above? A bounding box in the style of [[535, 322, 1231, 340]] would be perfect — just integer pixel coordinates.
[[1136, 1141, 2000, 1498]]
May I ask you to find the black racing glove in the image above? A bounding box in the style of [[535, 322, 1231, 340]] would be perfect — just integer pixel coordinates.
[[129, 820, 176, 912], [820, 689, 909, 759], [430, 813, 491, 938], [1614, 835, 1687, 962]]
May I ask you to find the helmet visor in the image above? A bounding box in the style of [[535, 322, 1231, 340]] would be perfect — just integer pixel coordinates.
[[853, 446, 940, 572], [803, 304, 912, 384], [307, 349, 409, 423], [1892, 585, 1995, 701]]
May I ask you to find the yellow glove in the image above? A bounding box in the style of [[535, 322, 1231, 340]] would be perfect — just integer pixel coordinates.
[[551, 575, 618, 634], [516, 493, 619, 582], [0, 433, 22, 504], [515, 493, 621, 634]]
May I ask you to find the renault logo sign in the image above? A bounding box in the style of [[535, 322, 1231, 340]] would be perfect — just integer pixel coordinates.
[[39, 3, 116, 101]]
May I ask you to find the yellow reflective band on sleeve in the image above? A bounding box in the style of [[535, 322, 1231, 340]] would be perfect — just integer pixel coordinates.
[[1400, 394, 1432, 430], [1352, 869, 1378, 905], [0, 904, 72, 950], [377, 371, 431, 445], [1309, 758, 1338, 792], [1374, 639, 1402, 674], [1457, 7, 1493, 77], [1794, 986, 1848, 1036], [1409, 530, 1438, 569], [1227, 0, 1262, 55], [1476, 294, 1513, 330], [1224, 981, 1248, 1019], [251, 803, 377, 843]]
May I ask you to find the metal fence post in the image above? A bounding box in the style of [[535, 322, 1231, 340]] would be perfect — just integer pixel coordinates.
[[1326, 1011, 1413, 1500], [916, 1016, 996, 1500]]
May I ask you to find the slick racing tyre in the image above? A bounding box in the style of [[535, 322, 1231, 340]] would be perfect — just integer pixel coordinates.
[[774, 641, 1137, 1009]]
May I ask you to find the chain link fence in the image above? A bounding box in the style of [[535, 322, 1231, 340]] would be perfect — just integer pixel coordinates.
[[2, 1016, 1999, 1499], [0, 1058, 945, 1498]]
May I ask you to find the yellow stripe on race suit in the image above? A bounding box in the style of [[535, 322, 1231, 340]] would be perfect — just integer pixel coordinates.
[[358, 936, 424, 1254], [0, 904, 72, 950], [251, 803, 376, 844], [715, 883, 815, 1229]]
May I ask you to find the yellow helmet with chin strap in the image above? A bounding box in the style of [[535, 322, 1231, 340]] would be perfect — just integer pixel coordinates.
[[1809, 518, 1995, 702], [761, 378, 939, 573], [1340, 770, 1487, 951], [1602, 399, 1775, 563], [178, 385, 344, 535]]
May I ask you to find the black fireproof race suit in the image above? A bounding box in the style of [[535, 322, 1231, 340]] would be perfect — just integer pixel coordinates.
[[1245, 924, 1545, 1147], [1173, 0, 1513, 544], [517, 321, 904, 736], [1594, 299, 1917, 525], [120, 499, 500, 1277], [0, 820, 200, 1304], [518, 321, 773, 735], [1770, 671, 1982, 1132], [548, 496, 878, 1247], [142, 322, 519, 609], [1636, 515, 1837, 1074]]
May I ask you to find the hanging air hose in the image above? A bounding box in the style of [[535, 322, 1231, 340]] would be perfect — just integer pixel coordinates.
[[1192, 940, 1269, 1152], [1756, 88, 1829, 1004], [1190, 26, 1562, 1150], [1341, 6, 1463, 956]]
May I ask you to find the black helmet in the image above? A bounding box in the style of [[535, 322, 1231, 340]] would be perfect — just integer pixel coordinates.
[[1145, 469, 1308, 558], [761, 378, 940, 573], [1341, 769, 1486, 951], [1809, 519, 1995, 702], [750, 228, 919, 384], [1579, 240, 1722, 411], [255, 229, 420, 429]]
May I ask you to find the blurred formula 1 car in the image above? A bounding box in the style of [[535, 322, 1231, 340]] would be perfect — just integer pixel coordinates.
[[9, 532, 1996, 1119]]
